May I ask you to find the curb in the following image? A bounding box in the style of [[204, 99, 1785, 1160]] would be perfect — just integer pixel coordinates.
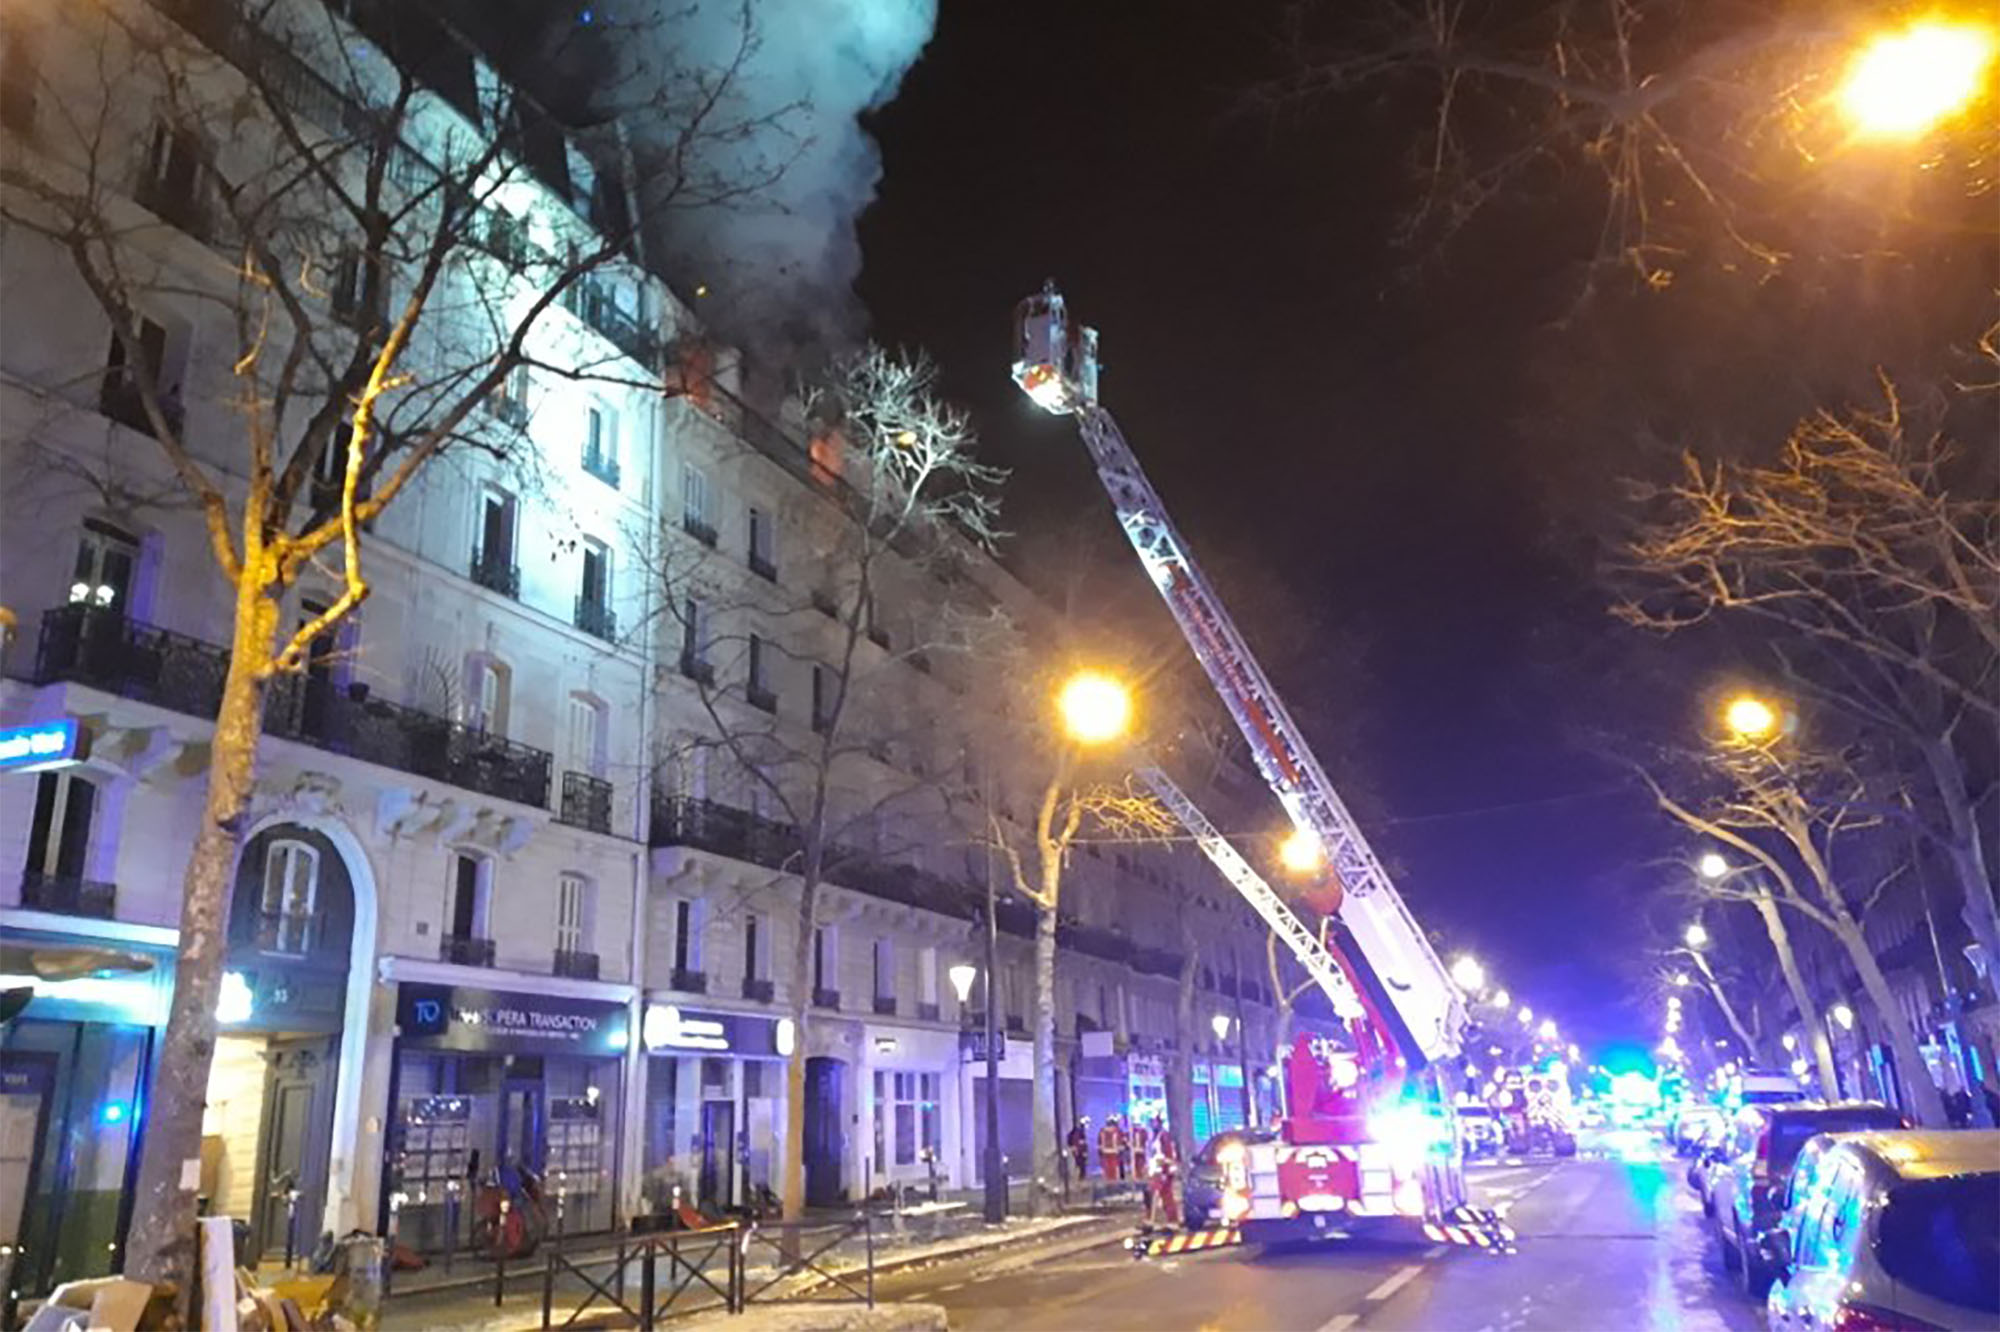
[[813, 1215, 1135, 1290]]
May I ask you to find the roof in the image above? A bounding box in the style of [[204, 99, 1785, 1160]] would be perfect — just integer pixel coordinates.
[[1835, 1129, 2000, 1181]]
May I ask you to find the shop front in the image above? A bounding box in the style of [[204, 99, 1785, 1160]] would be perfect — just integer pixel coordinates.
[[960, 1027, 1033, 1189], [639, 1003, 791, 1216], [860, 1024, 957, 1198], [388, 983, 630, 1251]]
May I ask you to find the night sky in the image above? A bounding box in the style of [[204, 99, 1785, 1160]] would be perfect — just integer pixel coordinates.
[[856, 3, 1670, 1050]]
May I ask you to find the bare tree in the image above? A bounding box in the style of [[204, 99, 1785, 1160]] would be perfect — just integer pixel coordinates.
[[1619, 376, 2000, 1000], [1642, 734, 1948, 1123], [0, 0, 790, 1292], [647, 346, 1003, 1220]]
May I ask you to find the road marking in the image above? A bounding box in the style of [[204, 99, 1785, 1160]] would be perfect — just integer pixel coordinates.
[[1314, 1314, 1360, 1332], [1364, 1264, 1424, 1303]]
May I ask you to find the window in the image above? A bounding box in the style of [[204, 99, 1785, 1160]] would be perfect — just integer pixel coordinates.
[[259, 840, 319, 954], [811, 664, 837, 733], [813, 926, 835, 993], [582, 406, 619, 486], [460, 655, 511, 736], [485, 364, 530, 426], [556, 872, 591, 955], [473, 489, 518, 595], [25, 771, 95, 881], [747, 634, 774, 710], [100, 317, 172, 435], [69, 520, 138, 610], [567, 694, 606, 778], [680, 596, 711, 677], [140, 121, 204, 219], [871, 1071, 940, 1170], [918, 948, 938, 1006], [329, 248, 368, 324], [743, 912, 763, 983], [577, 539, 613, 637], [873, 938, 895, 1001], [447, 852, 491, 941], [672, 898, 704, 975], [747, 506, 776, 579], [681, 463, 714, 542]]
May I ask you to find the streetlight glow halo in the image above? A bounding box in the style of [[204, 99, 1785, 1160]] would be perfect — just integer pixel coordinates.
[[1057, 670, 1134, 746]]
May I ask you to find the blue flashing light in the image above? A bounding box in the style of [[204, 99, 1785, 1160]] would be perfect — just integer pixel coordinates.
[[100, 1100, 129, 1125]]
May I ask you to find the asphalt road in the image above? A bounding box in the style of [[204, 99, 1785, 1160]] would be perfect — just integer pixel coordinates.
[[877, 1133, 1770, 1331]]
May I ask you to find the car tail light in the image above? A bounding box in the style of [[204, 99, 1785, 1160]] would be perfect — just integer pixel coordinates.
[[1831, 1302, 1945, 1332]]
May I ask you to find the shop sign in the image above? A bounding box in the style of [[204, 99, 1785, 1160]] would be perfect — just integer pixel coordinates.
[[962, 1029, 1007, 1063], [0, 719, 89, 773], [640, 1003, 786, 1058], [398, 983, 628, 1055]]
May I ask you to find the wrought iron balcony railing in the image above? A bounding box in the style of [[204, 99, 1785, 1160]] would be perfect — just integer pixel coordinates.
[[440, 934, 497, 967], [748, 553, 778, 583], [916, 1001, 940, 1022], [670, 967, 708, 994], [873, 995, 898, 1016], [18, 872, 116, 919], [813, 988, 841, 1010], [470, 545, 521, 598], [681, 515, 718, 548], [558, 771, 613, 834], [678, 653, 715, 687], [741, 977, 775, 1002], [746, 683, 777, 714], [35, 606, 553, 809], [582, 444, 622, 488], [574, 596, 617, 642], [554, 948, 601, 980]]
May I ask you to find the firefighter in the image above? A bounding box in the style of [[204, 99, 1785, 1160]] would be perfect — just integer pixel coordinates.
[[1098, 1114, 1126, 1181], [1148, 1116, 1179, 1225], [1126, 1117, 1149, 1185], [1067, 1118, 1091, 1181]]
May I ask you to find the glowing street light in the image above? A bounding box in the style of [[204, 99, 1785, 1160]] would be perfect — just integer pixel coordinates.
[[947, 963, 978, 1005], [1782, 1032, 1798, 1052], [1450, 955, 1487, 995], [1685, 922, 1711, 950], [1490, 988, 1511, 1010], [1517, 1005, 1533, 1024], [1831, 1003, 1855, 1031], [1058, 671, 1133, 745], [1697, 852, 1730, 882], [1839, 20, 1997, 138], [1211, 1013, 1233, 1043], [1723, 694, 1781, 743], [1278, 828, 1325, 875], [1537, 1018, 1558, 1041], [1671, 972, 1691, 988]]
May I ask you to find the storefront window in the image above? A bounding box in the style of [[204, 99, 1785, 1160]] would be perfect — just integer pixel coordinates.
[[872, 1071, 939, 1169]]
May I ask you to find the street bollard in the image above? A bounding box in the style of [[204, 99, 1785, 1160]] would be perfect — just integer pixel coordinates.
[[494, 1195, 509, 1307], [284, 1187, 301, 1270], [639, 1238, 657, 1332]]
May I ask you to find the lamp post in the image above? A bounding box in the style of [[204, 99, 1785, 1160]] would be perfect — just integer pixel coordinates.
[[979, 821, 1006, 1221]]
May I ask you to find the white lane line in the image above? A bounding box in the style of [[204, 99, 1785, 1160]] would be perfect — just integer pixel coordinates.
[[1364, 1264, 1425, 1303], [1314, 1314, 1360, 1332]]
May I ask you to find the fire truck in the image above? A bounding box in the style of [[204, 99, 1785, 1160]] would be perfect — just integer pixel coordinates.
[[1012, 285, 1488, 1245], [1490, 1064, 1579, 1157]]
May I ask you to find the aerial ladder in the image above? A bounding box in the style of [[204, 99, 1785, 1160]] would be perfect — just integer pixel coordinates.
[[1013, 285, 1503, 1249]]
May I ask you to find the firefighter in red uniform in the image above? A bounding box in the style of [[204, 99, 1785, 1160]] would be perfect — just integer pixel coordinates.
[[1098, 1115, 1126, 1180], [1126, 1118, 1149, 1184], [1148, 1116, 1180, 1225]]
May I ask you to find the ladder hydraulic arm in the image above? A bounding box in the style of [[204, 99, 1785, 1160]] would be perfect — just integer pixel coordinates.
[[1013, 285, 1467, 1069]]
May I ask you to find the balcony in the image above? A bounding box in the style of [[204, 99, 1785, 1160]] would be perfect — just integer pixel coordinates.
[[650, 796, 801, 870], [813, 988, 841, 1010], [916, 1001, 940, 1023], [678, 653, 716, 687], [34, 607, 553, 809], [749, 553, 778, 583], [746, 682, 777, 714], [681, 514, 719, 548], [671, 967, 708, 994], [469, 545, 520, 598], [563, 279, 658, 366], [574, 596, 618, 643], [741, 977, 775, 1003], [254, 910, 318, 954], [554, 949, 601, 980], [873, 995, 898, 1017], [558, 772, 614, 834], [582, 444, 622, 489], [18, 872, 116, 919], [440, 934, 496, 967]]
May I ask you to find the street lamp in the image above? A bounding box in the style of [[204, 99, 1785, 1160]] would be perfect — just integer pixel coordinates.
[[1211, 1013, 1232, 1044], [1057, 671, 1132, 746], [1517, 1005, 1533, 1024], [1685, 922, 1710, 950], [1722, 694, 1781, 744], [947, 964, 977, 1006], [1450, 955, 1486, 995], [1490, 988, 1511, 1010], [1839, 20, 1997, 138], [1831, 1003, 1855, 1031], [1697, 852, 1730, 882], [1671, 972, 1691, 988], [1538, 1018, 1558, 1042]]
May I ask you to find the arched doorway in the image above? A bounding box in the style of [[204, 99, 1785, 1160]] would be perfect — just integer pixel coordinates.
[[804, 1057, 847, 1207], [204, 823, 358, 1261]]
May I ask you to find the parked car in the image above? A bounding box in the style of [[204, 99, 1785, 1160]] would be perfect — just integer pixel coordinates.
[[1673, 1106, 1723, 1157], [1710, 1102, 1909, 1296], [1458, 1105, 1505, 1158], [1688, 1118, 1732, 1214], [1768, 1129, 2000, 1332], [1733, 1070, 1808, 1106], [1182, 1125, 1280, 1230]]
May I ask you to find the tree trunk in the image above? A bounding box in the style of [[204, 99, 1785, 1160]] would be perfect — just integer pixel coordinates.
[[1693, 961, 1764, 1063], [1166, 946, 1198, 1161], [1031, 904, 1058, 1216], [1922, 738, 2000, 1004], [1832, 914, 1949, 1126], [124, 589, 276, 1294], [1749, 894, 1840, 1099], [781, 866, 820, 1221]]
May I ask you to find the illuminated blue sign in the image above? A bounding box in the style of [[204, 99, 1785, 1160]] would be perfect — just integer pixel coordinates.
[[0, 719, 88, 773]]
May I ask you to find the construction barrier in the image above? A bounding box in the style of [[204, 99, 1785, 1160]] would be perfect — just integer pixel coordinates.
[[1423, 1205, 1516, 1252], [1125, 1225, 1243, 1259]]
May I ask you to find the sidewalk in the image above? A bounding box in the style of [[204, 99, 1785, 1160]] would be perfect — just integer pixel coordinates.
[[379, 1210, 1132, 1332]]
